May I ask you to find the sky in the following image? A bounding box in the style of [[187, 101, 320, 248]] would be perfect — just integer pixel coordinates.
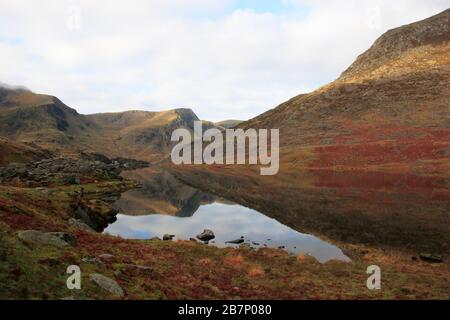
[[0, 0, 449, 121]]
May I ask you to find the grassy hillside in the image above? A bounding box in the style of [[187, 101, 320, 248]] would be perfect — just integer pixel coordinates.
[[168, 10, 450, 257]]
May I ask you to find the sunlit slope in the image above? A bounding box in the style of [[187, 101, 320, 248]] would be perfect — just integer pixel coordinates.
[[240, 9, 450, 174]]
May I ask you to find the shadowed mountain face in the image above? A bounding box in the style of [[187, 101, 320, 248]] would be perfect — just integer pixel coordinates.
[[170, 10, 450, 256], [0, 87, 98, 150]]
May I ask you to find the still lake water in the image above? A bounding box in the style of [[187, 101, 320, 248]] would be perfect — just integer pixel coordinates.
[[104, 169, 350, 263]]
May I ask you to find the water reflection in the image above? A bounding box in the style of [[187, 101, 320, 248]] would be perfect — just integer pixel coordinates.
[[105, 202, 349, 263], [105, 168, 350, 263], [171, 166, 450, 256], [114, 168, 215, 217]]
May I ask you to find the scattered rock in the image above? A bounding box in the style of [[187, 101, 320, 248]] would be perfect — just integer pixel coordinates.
[[196, 229, 215, 242], [149, 236, 161, 241], [0, 155, 148, 186], [17, 230, 75, 248], [252, 242, 260, 246], [419, 253, 443, 263], [226, 236, 244, 244], [89, 273, 124, 297]]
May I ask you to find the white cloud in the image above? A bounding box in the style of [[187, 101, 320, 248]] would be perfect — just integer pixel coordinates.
[[0, 0, 448, 121]]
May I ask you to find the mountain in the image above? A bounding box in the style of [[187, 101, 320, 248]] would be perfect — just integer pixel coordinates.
[[87, 108, 214, 161], [170, 10, 450, 254], [0, 85, 216, 162], [0, 86, 98, 151], [214, 119, 243, 129], [240, 9, 449, 173]]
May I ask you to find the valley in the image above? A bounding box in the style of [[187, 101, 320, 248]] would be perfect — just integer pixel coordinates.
[[0, 9, 449, 300]]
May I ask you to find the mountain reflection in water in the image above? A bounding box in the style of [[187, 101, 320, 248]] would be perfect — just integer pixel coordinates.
[[104, 168, 350, 263]]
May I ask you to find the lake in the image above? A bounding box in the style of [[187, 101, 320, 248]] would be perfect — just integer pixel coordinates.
[[104, 168, 350, 263]]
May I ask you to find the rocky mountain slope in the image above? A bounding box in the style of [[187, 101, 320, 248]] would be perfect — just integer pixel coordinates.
[[0, 86, 216, 162], [241, 9, 449, 173], [87, 108, 215, 161], [170, 10, 450, 256], [0, 86, 98, 151]]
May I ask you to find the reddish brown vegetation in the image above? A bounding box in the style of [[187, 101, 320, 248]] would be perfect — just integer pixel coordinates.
[[313, 125, 449, 169]]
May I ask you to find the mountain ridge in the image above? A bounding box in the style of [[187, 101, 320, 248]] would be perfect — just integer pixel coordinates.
[[237, 9, 449, 172], [0, 85, 219, 161]]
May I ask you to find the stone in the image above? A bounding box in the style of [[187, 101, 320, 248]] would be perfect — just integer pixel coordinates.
[[74, 207, 96, 229], [163, 234, 175, 241], [17, 230, 75, 248], [82, 257, 104, 265], [196, 229, 215, 242], [89, 273, 124, 297], [225, 236, 244, 244], [419, 253, 443, 263], [98, 253, 114, 261], [68, 218, 94, 232], [47, 232, 77, 246]]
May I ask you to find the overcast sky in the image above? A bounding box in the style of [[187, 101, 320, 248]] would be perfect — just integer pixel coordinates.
[[0, 0, 448, 121]]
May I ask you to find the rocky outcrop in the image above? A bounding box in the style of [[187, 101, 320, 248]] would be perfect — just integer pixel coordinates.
[[74, 199, 119, 232], [0, 154, 148, 186], [68, 218, 94, 232]]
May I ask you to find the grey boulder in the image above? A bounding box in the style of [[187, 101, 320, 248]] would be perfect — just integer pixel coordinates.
[[196, 229, 215, 242], [17, 230, 76, 248], [89, 273, 124, 297]]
